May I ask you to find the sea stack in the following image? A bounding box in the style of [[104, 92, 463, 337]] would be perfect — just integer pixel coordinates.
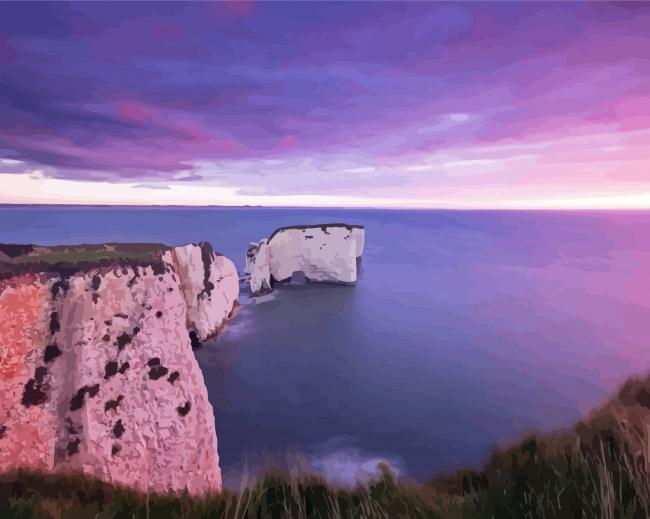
[[0, 243, 239, 496], [245, 224, 365, 296]]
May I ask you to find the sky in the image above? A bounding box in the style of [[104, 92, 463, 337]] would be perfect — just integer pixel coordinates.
[[1, 1, 650, 208]]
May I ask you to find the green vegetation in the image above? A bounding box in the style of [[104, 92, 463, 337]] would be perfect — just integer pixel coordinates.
[[9, 249, 156, 265], [0, 243, 168, 279], [3, 373, 650, 518], [0, 468, 453, 519]]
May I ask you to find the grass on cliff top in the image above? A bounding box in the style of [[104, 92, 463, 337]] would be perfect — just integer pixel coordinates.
[[0, 243, 169, 279], [0, 243, 168, 263], [6, 249, 156, 265], [3, 373, 650, 519]]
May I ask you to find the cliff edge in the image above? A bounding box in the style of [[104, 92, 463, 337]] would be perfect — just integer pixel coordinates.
[[0, 242, 239, 496]]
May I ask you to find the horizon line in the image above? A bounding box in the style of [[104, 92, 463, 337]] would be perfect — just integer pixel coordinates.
[[2, 202, 650, 212]]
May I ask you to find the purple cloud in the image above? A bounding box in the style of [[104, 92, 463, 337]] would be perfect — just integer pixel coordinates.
[[0, 2, 649, 203]]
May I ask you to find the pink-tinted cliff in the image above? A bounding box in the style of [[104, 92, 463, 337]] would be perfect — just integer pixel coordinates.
[[0, 243, 238, 496]]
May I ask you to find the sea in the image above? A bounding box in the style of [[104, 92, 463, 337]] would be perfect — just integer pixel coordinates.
[[2, 205, 650, 489]]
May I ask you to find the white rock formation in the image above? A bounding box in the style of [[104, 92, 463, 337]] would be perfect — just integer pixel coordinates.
[[168, 243, 239, 341], [246, 224, 365, 296], [245, 239, 271, 296], [0, 242, 239, 496], [351, 226, 365, 258]]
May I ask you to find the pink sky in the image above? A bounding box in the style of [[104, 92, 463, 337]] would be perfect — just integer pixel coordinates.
[[1, 2, 649, 208]]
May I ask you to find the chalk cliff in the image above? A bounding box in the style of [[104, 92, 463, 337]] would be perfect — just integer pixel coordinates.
[[245, 239, 272, 296], [245, 224, 365, 296], [0, 242, 238, 496]]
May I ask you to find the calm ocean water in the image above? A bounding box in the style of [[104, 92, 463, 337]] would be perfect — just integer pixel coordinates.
[[2, 206, 650, 487]]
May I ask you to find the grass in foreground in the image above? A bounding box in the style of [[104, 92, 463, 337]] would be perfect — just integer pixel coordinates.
[[0, 468, 455, 519], [3, 373, 650, 518]]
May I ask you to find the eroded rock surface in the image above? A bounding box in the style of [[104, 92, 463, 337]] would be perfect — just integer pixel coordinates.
[[245, 239, 271, 296], [0, 243, 238, 496], [168, 242, 239, 343], [246, 224, 365, 296]]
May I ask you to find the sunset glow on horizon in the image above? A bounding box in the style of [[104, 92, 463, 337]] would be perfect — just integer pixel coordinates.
[[1, 2, 650, 209]]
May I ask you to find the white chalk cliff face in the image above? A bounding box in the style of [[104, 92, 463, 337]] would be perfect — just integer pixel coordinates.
[[170, 243, 240, 342], [0, 242, 238, 496], [246, 224, 365, 296], [245, 239, 271, 296]]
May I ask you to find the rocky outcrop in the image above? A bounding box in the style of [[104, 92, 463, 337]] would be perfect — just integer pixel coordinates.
[[245, 224, 365, 296], [170, 243, 240, 344], [245, 239, 272, 296], [0, 242, 239, 496]]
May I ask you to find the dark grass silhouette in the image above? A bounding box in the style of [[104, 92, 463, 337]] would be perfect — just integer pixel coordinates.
[[3, 373, 650, 518]]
